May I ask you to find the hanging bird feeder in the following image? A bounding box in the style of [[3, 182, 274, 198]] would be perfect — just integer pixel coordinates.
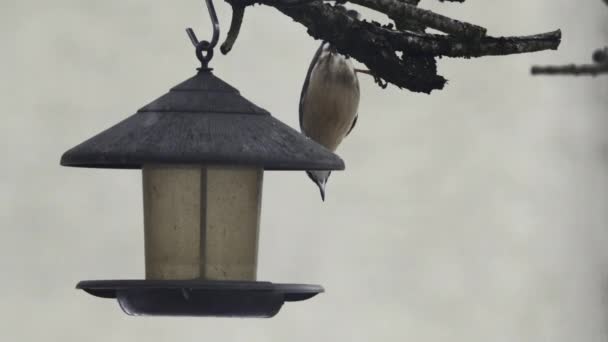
[[60, 0, 344, 318]]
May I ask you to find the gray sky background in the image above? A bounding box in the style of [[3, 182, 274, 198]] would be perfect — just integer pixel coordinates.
[[2, 0, 608, 341]]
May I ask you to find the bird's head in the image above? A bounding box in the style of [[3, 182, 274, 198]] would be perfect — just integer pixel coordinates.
[[306, 170, 331, 201]]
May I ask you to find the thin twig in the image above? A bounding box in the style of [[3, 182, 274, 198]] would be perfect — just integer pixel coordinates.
[[531, 47, 608, 76], [531, 63, 608, 76], [387, 29, 561, 57], [355, 68, 374, 75]]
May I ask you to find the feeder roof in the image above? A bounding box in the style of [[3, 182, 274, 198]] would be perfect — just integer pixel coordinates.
[[60, 71, 344, 171]]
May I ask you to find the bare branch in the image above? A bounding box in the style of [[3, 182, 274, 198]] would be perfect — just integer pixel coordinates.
[[220, 3, 246, 54], [350, 0, 486, 38], [531, 63, 608, 76], [219, 0, 561, 92], [390, 1, 439, 93], [273, 2, 447, 92], [388, 30, 561, 57], [271, 2, 559, 92]]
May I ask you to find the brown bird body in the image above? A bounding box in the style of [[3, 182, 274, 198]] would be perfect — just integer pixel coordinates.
[[300, 43, 360, 151], [299, 41, 360, 200]]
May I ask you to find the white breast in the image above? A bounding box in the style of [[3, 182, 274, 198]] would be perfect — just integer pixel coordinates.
[[301, 50, 360, 152]]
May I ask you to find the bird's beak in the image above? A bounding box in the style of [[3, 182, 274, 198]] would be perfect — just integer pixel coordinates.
[[316, 181, 326, 201]]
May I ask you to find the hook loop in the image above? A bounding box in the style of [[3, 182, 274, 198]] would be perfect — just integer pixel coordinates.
[[186, 0, 220, 70]]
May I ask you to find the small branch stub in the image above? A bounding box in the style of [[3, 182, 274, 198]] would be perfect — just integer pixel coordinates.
[[531, 63, 608, 76], [220, 4, 246, 54]]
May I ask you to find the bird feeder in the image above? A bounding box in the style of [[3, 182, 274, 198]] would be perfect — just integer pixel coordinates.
[[60, 0, 343, 318]]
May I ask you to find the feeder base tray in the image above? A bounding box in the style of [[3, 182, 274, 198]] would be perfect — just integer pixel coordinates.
[[77, 279, 323, 317]]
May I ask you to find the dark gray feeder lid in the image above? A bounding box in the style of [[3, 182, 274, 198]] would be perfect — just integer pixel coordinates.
[[60, 70, 344, 170], [77, 280, 323, 317]]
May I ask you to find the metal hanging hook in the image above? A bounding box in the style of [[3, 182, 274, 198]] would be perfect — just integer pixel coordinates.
[[186, 0, 220, 70]]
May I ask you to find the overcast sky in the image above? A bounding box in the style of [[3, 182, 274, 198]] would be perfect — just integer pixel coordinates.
[[2, 1, 608, 341]]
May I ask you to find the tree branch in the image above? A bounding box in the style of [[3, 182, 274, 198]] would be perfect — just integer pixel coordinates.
[[219, 0, 561, 92], [272, 2, 560, 92], [532, 47, 608, 76], [531, 63, 608, 76], [352, 0, 485, 39], [387, 30, 561, 57], [531, 0, 606, 76], [275, 2, 447, 93], [390, 0, 439, 94], [220, 3, 246, 54]]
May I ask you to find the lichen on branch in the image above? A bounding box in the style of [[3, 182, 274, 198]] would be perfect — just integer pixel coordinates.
[[221, 0, 561, 93]]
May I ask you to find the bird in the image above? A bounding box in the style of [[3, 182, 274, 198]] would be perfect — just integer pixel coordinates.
[[299, 9, 360, 201]]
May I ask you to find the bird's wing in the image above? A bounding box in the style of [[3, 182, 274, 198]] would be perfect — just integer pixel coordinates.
[[299, 42, 327, 131], [346, 69, 360, 137], [346, 114, 358, 136]]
